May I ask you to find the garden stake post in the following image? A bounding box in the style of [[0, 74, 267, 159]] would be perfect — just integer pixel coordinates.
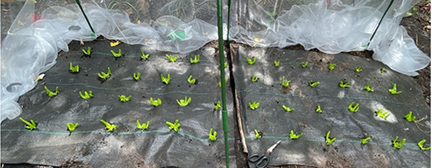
[[75, 0, 96, 37], [367, 0, 394, 47], [217, 0, 230, 167]]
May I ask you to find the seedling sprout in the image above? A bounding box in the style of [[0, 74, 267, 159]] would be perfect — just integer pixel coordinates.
[[328, 63, 336, 72], [392, 136, 406, 150], [44, 86, 59, 97], [282, 105, 294, 113], [404, 111, 416, 122], [375, 109, 390, 120], [214, 101, 221, 111], [166, 55, 179, 63], [248, 102, 260, 110], [389, 83, 402, 95], [380, 67, 387, 73], [19, 117, 38, 131], [290, 130, 303, 140], [247, 57, 257, 65], [190, 55, 201, 64], [274, 60, 281, 67], [100, 120, 117, 133], [177, 97, 192, 107], [149, 97, 162, 107], [316, 105, 323, 113], [418, 139, 431, 151], [309, 81, 320, 88], [348, 102, 360, 113], [98, 67, 112, 81], [111, 49, 123, 58], [339, 80, 351, 89], [140, 51, 150, 61], [187, 75, 197, 85], [67, 123, 79, 134], [300, 61, 309, 68], [79, 90, 94, 100], [69, 63, 80, 73], [110, 41, 121, 47], [133, 72, 141, 81], [161, 74, 171, 85], [254, 129, 262, 140], [355, 67, 363, 73], [364, 84, 374, 92], [209, 128, 218, 142], [137, 120, 151, 131], [361, 136, 372, 145], [325, 131, 336, 146], [166, 119, 181, 133], [82, 47, 92, 56], [280, 77, 291, 88], [119, 95, 132, 102], [251, 75, 259, 83]]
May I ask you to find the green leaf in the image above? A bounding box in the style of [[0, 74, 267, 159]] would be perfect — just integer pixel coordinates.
[[79, 90, 94, 100], [290, 130, 303, 140], [187, 75, 197, 85], [251, 75, 259, 83], [67, 123, 79, 134], [98, 67, 112, 81], [100, 120, 117, 133], [282, 105, 294, 112], [339, 80, 351, 89], [82, 47, 92, 56], [348, 102, 360, 113], [166, 55, 179, 63], [44, 85, 59, 97], [300, 61, 309, 68], [361, 136, 372, 145], [418, 139, 431, 151], [161, 74, 171, 85], [248, 102, 260, 110], [376, 109, 390, 120], [355, 67, 363, 73], [214, 101, 221, 111], [119, 95, 132, 103], [328, 63, 336, 72], [19, 117, 38, 131], [69, 63, 80, 73], [392, 136, 406, 150], [274, 60, 281, 67], [133, 72, 141, 81], [389, 83, 402, 95], [176, 97, 192, 107], [309, 81, 320, 88], [364, 84, 374, 92], [280, 77, 291, 88], [190, 55, 201, 64], [111, 49, 123, 58], [209, 128, 218, 142], [247, 57, 257, 65], [316, 105, 323, 113], [149, 97, 162, 107], [136, 120, 151, 131], [166, 120, 181, 133], [404, 111, 416, 122], [254, 129, 262, 140], [325, 131, 336, 146], [140, 51, 150, 61]]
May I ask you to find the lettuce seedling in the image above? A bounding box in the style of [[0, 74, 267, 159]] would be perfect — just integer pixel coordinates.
[[418, 139, 431, 151], [140, 51, 150, 61], [290, 130, 303, 140], [136, 120, 151, 131], [375, 109, 390, 120], [282, 105, 294, 112], [280, 77, 291, 88], [79, 90, 94, 100], [300, 61, 309, 68], [150, 97, 162, 107], [214, 101, 221, 111], [339, 80, 351, 89], [187, 75, 197, 85], [100, 120, 117, 133], [348, 102, 360, 113], [355, 67, 363, 73], [364, 84, 374, 92], [119, 95, 132, 102], [177, 97, 192, 107], [361, 136, 372, 145], [224, 62, 228, 69], [19, 117, 37, 131], [67, 123, 79, 134], [190, 55, 201, 64], [166, 119, 181, 133], [44, 85, 59, 97], [254, 129, 262, 140], [110, 41, 121, 47], [274, 60, 281, 67], [248, 102, 260, 110], [69, 63, 80, 73], [309, 81, 320, 88], [392, 136, 406, 150], [251, 75, 259, 83], [209, 128, 218, 142], [247, 57, 257, 65], [111, 49, 123, 58], [380, 67, 387, 73], [404, 111, 416, 122], [388, 83, 402, 95], [133, 72, 141, 81], [325, 131, 336, 146], [166, 55, 179, 63], [316, 105, 323, 113], [82, 47, 92, 56], [161, 74, 171, 85], [98, 67, 112, 81], [328, 63, 336, 72]]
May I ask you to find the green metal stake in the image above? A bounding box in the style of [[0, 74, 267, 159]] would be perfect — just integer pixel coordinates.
[[366, 0, 394, 47], [75, 0, 96, 37], [217, 0, 230, 167]]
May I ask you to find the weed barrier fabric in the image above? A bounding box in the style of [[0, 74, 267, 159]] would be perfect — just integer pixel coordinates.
[[1, 40, 236, 167], [231, 45, 430, 167]]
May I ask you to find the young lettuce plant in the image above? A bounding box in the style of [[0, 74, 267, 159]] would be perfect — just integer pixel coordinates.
[[309, 81, 320, 88], [119, 95, 132, 102], [161, 74, 171, 85], [418, 139, 431, 151], [133, 72, 141, 81], [98, 67, 112, 81], [375, 109, 390, 120], [251, 75, 259, 83], [187, 75, 197, 85], [300, 61, 309, 68], [248, 102, 260, 110], [140, 51, 150, 61], [69, 63, 80, 73], [111, 49, 123, 58], [316, 105, 323, 113], [44, 86, 59, 97], [209, 128, 218, 142], [364, 84, 374, 92], [361, 136, 372, 145], [166, 55, 179, 63], [290, 130, 303, 140], [79, 90, 94, 100], [136, 120, 151, 131], [247, 57, 257, 65], [214, 101, 221, 111], [150, 97, 162, 107], [190, 55, 201, 64], [392, 136, 406, 150], [19, 117, 38, 131], [404, 111, 416, 122], [280, 77, 291, 88], [388, 83, 402, 95], [328, 63, 336, 72], [254, 129, 263, 140], [380, 67, 387, 74], [282, 105, 294, 113], [325, 131, 336, 146], [82, 47, 92, 56], [166, 119, 181, 133], [274, 60, 281, 67], [355, 67, 363, 73], [67, 123, 79, 135], [110, 41, 121, 47], [339, 80, 351, 89], [100, 120, 117, 133], [177, 97, 192, 107], [348, 102, 360, 113]]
